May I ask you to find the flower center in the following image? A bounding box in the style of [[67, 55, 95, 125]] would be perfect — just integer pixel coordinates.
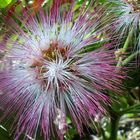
[[42, 41, 68, 61], [30, 41, 72, 87], [31, 41, 68, 68]]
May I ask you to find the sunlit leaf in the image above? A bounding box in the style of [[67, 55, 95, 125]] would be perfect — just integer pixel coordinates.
[[0, 0, 12, 8]]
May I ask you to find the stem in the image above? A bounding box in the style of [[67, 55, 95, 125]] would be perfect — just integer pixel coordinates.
[[117, 28, 134, 67], [122, 51, 140, 66], [123, 28, 134, 52], [100, 128, 108, 140], [116, 57, 123, 67], [108, 114, 120, 140]]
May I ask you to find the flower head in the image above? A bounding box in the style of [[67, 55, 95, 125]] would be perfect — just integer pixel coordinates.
[[0, 1, 124, 140], [111, 0, 140, 49]]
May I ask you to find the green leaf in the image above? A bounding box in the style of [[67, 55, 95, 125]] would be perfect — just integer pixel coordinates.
[[119, 103, 140, 115], [0, 125, 13, 140], [0, 0, 12, 8]]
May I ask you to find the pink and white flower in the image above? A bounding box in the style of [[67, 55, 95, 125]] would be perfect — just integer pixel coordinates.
[[0, 1, 125, 140]]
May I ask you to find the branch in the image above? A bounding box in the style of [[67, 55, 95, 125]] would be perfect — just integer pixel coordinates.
[[122, 51, 140, 66]]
